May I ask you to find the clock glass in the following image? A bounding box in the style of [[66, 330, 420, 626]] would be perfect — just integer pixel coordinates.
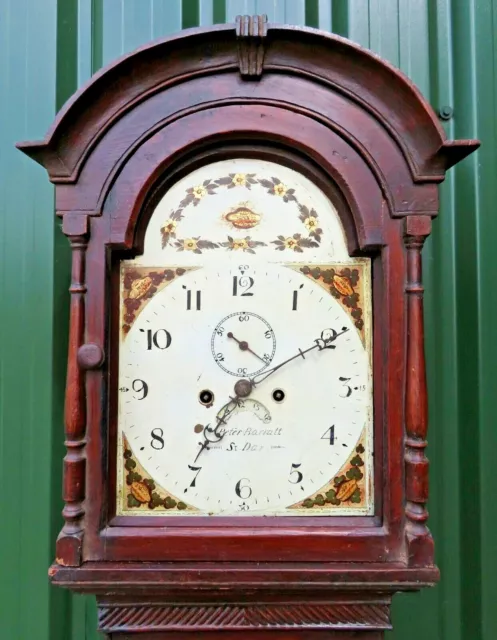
[[116, 158, 373, 516]]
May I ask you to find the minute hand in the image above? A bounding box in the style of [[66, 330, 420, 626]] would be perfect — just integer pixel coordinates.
[[250, 326, 349, 386]]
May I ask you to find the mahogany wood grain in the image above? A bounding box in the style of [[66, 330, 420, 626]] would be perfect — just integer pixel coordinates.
[[404, 215, 433, 566], [49, 561, 440, 594], [56, 212, 89, 566], [17, 14, 478, 639], [17, 25, 477, 182], [107, 633, 385, 640]]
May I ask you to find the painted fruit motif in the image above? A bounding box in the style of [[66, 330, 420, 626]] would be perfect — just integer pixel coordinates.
[[129, 276, 153, 300], [336, 479, 358, 501], [333, 274, 354, 297], [130, 481, 152, 503], [225, 207, 261, 229]]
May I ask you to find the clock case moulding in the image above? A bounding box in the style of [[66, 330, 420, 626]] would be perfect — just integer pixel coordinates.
[[18, 15, 479, 640]]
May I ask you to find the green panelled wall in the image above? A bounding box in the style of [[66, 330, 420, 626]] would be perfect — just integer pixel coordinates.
[[1, 0, 495, 638]]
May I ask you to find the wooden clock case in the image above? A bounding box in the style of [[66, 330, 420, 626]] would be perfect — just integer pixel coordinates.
[[18, 16, 478, 639]]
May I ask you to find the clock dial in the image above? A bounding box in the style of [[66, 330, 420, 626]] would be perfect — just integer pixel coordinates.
[[117, 158, 373, 516], [211, 311, 276, 377]]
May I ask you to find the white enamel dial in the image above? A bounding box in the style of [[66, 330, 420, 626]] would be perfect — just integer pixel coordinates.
[[118, 262, 371, 515], [211, 310, 277, 377]]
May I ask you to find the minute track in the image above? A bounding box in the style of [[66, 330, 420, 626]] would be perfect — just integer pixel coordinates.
[[211, 311, 276, 378]]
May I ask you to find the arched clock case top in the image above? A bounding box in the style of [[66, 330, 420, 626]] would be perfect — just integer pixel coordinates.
[[19, 15, 478, 639]]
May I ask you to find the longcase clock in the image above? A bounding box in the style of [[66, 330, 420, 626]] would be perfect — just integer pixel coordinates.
[[18, 16, 479, 640]]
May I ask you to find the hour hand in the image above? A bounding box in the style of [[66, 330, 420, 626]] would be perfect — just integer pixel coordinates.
[[194, 394, 239, 462]]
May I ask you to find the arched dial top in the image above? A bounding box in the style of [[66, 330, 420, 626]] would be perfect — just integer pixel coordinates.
[[117, 158, 373, 517], [134, 158, 350, 266]]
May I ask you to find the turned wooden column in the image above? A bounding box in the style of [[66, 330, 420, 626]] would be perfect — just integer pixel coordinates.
[[56, 212, 89, 566], [403, 215, 433, 567]]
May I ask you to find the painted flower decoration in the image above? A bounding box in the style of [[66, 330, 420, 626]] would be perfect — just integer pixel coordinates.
[[179, 179, 219, 208], [284, 236, 299, 249], [161, 219, 177, 234], [221, 235, 266, 254], [173, 237, 219, 254], [220, 236, 267, 253], [258, 177, 297, 202], [160, 209, 184, 248], [215, 173, 257, 189], [183, 238, 198, 251], [273, 182, 287, 197], [304, 216, 318, 231], [192, 185, 207, 199], [272, 233, 319, 253], [160, 172, 321, 252], [231, 173, 246, 187], [298, 205, 322, 242], [232, 238, 249, 250]]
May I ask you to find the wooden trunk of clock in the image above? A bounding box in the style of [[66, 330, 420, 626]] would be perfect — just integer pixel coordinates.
[[102, 632, 384, 639], [18, 16, 478, 639]]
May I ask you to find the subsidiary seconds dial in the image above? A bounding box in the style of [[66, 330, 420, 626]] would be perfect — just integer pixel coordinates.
[[211, 311, 276, 377]]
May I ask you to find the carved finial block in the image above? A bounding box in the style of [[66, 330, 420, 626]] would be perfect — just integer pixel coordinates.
[[235, 14, 268, 79]]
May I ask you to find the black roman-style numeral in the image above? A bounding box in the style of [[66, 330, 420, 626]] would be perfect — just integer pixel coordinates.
[[183, 285, 201, 310], [292, 283, 304, 310], [140, 328, 172, 350]]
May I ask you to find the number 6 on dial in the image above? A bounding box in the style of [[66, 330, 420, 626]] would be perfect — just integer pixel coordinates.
[[235, 478, 252, 499]]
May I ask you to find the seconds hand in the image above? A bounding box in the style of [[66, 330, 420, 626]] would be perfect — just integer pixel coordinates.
[[227, 332, 266, 364]]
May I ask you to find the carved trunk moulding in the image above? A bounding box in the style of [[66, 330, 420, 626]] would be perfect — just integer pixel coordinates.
[[18, 15, 479, 640]]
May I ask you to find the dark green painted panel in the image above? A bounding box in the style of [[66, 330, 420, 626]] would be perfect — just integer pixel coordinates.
[[0, 0, 71, 638], [1, 1, 495, 638]]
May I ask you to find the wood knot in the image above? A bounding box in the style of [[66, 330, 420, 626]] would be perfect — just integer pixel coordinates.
[[77, 343, 104, 370], [235, 14, 268, 79]]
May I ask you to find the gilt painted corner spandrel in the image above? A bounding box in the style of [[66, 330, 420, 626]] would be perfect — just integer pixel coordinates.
[[2, 1, 495, 639]]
